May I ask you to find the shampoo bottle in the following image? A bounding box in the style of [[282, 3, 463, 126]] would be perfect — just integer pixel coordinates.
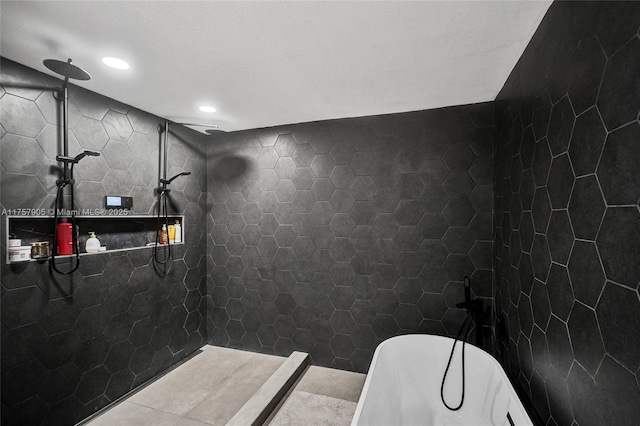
[[174, 220, 182, 243], [86, 232, 101, 253], [159, 224, 168, 245]]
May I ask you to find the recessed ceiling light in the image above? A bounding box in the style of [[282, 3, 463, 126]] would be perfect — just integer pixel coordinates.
[[199, 105, 217, 113], [102, 57, 129, 70]]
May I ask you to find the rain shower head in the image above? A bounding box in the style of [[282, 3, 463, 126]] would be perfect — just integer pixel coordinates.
[[205, 128, 227, 135], [43, 58, 91, 81]]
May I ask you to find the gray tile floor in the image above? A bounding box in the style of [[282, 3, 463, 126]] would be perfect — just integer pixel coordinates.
[[87, 345, 365, 426]]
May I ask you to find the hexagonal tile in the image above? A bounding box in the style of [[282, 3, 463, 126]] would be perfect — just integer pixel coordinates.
[[126, 158, 153, 186], [531, 234, 551, 282], [568, 241, 606, 308], [329, 189, 355, 213], [371, 164, 399, 188], [545, 315, 574, 378], [532, 138, 552, 187], [547, 96, 575, 156], [442, 254, 474, 281], [567, 302, 604, 377], [350, 151, 375, 175], [102, 110, 133, 142], [546, 263, 575, 322], [329, 213, 356, 238], [469, 185, 493, 213], [568, 176, 606, 241], [417, 292, 448, 320], [569, 37, 607, 115], [547, 153, 574, 209], [350, 176, 376, 201], [394, 304, 423, 330], [442, 143, 474, 172], [597, 207, 640, 288], [310, 129, 335, 154], [596, 282, 640, 372], [394, 148, 423, 174], [441, 172, 473, 199], [0, 94, 47, 137], [443, 227, 475, 254], [442, 199, 475, 226], [312, 201, 336, 225], [330, 143, 355, 165], [310, 178, 334, 202], [568, 107, 607, 177], [359, 191, 391, 217], [274, 225, 297, 248], [369, 238, 397, 265], [291, 167, 314, 190], [597, 122, 640, 205], [34, 123, 73, 161], [532, 90, 552, 141], [258, 214, 279, 235], [274, 134, 296, 157], [291, 143, 314, 167], [417, 185, 449, 213], [532, 187, 552, 233], [329, 165, 355, 189], [274, 157, 296, 179], [274, 203, 296, 226], [257, 147, 279, 169], [597, 36, 640, 130], [547, 210, 574, 265], [394, 226, 422, 252], [308, 225, 334, 253], [257, 169, 279, 191], [257, 235, 278, 258], [290, 236, 314, 260], [257, 191, 278, 213], [102, 139, 133, 170], [72, 116, 109, 151], [1, 133, 47, 174], [292, 190, 316, 213]]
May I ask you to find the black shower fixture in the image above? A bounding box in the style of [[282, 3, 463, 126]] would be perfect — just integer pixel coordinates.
[[43, 58, 100, 275], [43, 58, 91, 81], [156, 172, 192, 195]]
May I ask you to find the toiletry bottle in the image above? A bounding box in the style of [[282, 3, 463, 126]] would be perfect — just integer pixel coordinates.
[[174, 220, 182, 243], [159, 224, 168, 245], [86, 232, 101, 253], [168, 224, 176, 244], [56, 218, 74, 255]]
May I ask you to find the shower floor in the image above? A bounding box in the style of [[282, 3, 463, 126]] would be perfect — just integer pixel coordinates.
[[86, 345, 365, 426]]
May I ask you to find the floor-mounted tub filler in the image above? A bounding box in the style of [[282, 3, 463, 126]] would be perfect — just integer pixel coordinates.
[[352, 334, 533, 426]]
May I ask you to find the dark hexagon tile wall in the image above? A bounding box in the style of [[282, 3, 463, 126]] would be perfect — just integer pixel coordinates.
[[207, 104, 495, 373], [1, 59, 208, 425], [494, 2, 640, 425]]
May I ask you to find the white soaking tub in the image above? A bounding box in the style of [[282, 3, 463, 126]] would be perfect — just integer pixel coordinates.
[[352, 334, 533, 426]]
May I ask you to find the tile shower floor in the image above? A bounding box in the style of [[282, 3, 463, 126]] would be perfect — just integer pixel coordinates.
[[87, 345, 366, 426]]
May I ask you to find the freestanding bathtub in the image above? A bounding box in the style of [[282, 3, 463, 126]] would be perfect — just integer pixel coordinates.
[[352, 334, 533, 426]]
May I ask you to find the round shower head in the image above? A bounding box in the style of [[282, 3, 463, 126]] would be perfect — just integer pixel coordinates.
[[43, 58, 91, 81], [205, 128, 226, 135]]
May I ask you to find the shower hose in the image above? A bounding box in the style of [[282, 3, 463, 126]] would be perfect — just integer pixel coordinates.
[[440, 311, 473, 411], [51, 163, 80, 275], [153, 190, 172, 266]]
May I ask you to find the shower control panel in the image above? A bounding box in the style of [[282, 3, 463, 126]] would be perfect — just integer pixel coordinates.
[[105, 196, 133, 210]]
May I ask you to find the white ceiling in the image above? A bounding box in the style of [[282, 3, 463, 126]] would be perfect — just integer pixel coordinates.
[[1, 1, 551, 133]]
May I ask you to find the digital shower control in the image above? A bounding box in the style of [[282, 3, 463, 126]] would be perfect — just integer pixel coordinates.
[[105, 196, 132, 209]]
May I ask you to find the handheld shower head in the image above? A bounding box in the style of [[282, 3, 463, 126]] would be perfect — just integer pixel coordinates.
[[160, 171, 191, 185], [56, 150, 101, 164], [74, 150, 101, 162]]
